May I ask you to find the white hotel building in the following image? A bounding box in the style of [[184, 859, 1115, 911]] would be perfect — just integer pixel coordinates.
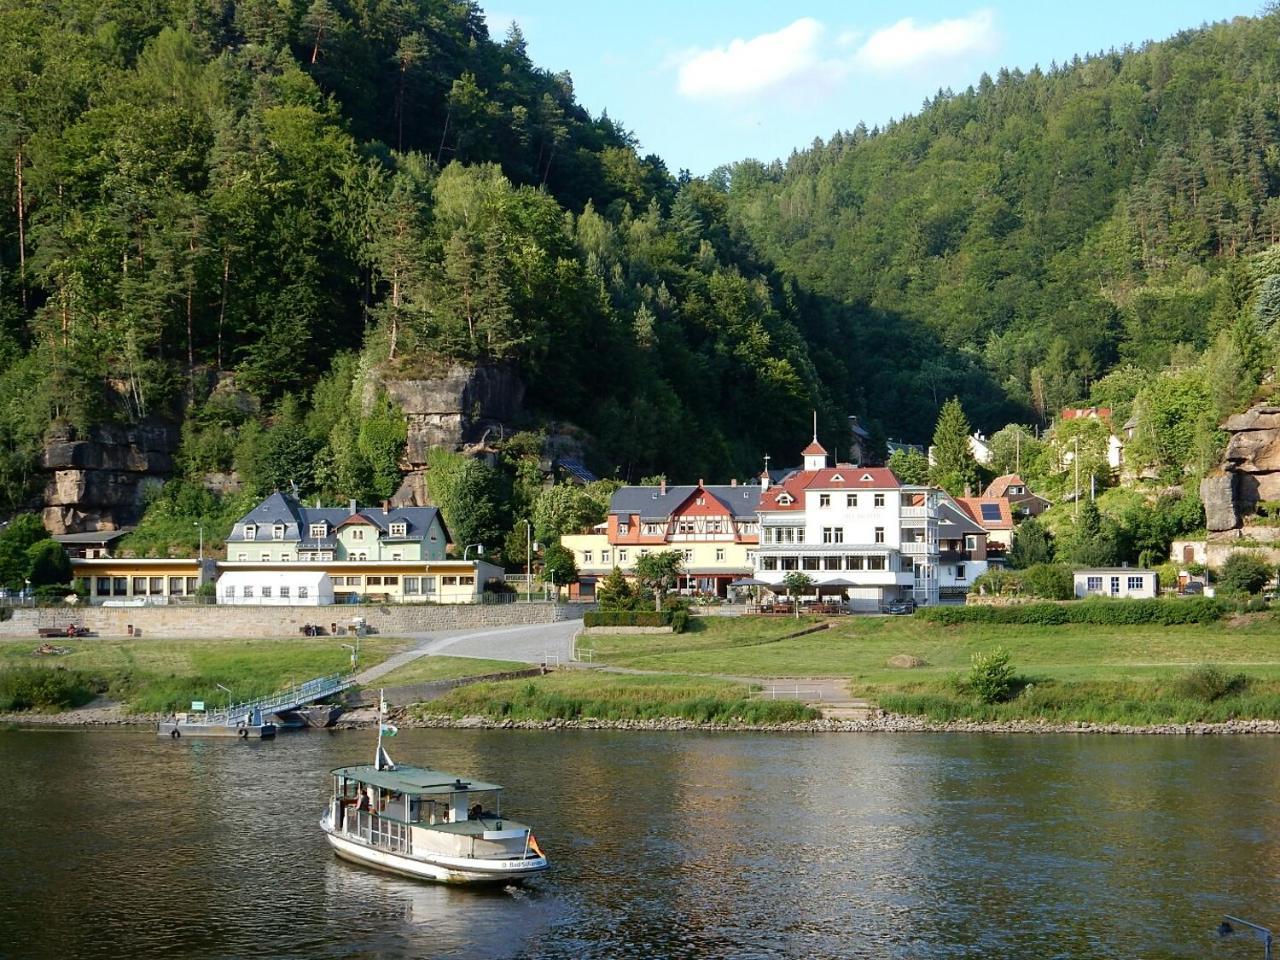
[[753, 438, 943, 610]]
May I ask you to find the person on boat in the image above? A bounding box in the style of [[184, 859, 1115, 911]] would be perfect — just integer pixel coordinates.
[[354, 789, 370, 813], [469, 803, 483, 821]]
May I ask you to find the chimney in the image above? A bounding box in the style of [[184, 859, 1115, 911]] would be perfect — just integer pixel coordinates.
[[382, 499, 389, 515], [731, 478, 738, 487], [760, 471, 770, 492], [659, 478, 667, 496], [349, 499, 357, 516]]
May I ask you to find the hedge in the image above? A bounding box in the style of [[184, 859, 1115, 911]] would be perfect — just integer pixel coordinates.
[[584, 610, 672, 628], [914, 597, 1229, 626]]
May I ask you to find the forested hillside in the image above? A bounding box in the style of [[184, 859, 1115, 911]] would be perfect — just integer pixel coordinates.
[[3, 3, 1280, 534], [722, 12, 1280, 435], [0, 0, 850, 517]]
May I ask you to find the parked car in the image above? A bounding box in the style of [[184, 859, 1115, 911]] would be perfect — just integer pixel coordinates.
[[886, 598, 916, 615], [1182, 581, 1204, 595]]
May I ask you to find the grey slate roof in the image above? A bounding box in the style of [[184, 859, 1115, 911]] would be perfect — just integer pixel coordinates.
[[937, 501, 986, 537], [226, 493, 450, 545], [609, 485, 762, 521]]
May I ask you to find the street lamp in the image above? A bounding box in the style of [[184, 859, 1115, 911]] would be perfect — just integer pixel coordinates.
[[194, 521, 204, 561], [1219, 916, 1273, 959], [215, 682, 232, 709], [341, 642, 359, 671], [463, 543, 484, 561], [23, 578, 30, 605], [523, 520, 532, 602]]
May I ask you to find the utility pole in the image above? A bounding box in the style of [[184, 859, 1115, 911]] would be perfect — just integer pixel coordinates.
[[1015, 428, 1021, 473], [524, 519, 532, 603], [1073, 435, 1080, 521]]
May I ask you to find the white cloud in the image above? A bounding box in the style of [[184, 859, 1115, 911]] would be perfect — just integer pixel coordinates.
[[675, 18, 829, 100], [854, 9, 998, 71]]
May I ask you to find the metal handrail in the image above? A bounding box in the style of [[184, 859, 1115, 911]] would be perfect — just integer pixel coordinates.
[[205, 671, 352, 724]]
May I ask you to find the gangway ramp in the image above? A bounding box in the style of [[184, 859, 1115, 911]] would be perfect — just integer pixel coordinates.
[[207, 672, 353, 726]]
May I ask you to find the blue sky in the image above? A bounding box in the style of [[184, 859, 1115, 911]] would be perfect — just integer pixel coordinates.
[[481, 1, 1259, 174]]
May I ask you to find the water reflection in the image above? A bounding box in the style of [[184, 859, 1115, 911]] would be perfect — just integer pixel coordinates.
[[0, 728, 1276, 959]]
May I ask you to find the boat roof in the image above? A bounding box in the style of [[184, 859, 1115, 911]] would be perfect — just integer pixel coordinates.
[[332, 764, 502, 794]]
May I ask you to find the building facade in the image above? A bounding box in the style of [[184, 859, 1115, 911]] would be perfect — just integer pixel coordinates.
[[753, 439, 940, 610], [1074, 568, 1158, 599], [225, 493, 449, 563], [73, 558, 217, 605], [563, 481, 762, 599], [216, 560, 504, 605]]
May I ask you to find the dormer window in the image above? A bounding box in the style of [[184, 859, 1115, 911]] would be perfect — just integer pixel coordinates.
[[830, 473, 844, 483], [390, 521, 407, 537], [860, 473, 873, 482], [310, 523, 327, 539], [273, 523, 285, 540], [244, 524, 256, 541], [776, 493, 794, 505]]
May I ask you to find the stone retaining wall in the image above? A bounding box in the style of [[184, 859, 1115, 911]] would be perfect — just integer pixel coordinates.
[[0, 602, 584, 639]]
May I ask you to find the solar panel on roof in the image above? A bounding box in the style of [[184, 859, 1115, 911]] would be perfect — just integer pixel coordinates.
[[980, 503, 1002, 521]]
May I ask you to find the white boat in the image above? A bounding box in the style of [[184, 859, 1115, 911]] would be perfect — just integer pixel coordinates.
[[320, 699, 548, 885]]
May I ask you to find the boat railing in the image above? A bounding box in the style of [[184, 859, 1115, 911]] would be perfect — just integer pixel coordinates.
[[344, 809, 412, 856]]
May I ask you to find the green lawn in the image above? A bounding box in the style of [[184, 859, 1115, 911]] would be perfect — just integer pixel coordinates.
[[578, 613, 1280, 723], [422, 671, 818, 724], [377, 655, 529, 686], [0, 636, 406, 713]]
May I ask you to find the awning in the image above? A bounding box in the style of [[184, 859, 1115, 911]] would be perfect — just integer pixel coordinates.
[[729, 577, 769, 587]]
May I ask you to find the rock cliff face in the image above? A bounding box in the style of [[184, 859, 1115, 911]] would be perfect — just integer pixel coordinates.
[[40, 420, 178, 533], [369, 363, 524, 465], [1202, 404, 1280, 533], [363, 363, 524, 507]]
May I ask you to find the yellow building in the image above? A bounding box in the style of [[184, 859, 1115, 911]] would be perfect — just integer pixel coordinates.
[[72, 558, 216, 605], [215, 560, 506, 605]]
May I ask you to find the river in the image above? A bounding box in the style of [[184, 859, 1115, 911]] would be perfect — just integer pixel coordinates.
[[0, 727, 1275, 959]]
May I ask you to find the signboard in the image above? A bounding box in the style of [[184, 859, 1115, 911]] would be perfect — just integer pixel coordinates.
[[191, 701, 205, 712]]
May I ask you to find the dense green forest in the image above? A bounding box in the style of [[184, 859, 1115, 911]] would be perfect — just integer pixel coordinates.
[[4, 3, 1280, 547], [722, 12, 1280, 435]]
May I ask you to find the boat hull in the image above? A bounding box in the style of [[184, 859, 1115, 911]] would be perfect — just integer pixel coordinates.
[[321, 817, 548, 885], [157, 721, 276, 739]]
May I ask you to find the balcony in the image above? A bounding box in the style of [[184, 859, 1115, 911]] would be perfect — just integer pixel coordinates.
[[900, 541, 937, 556], [901, 506, 939, 520]]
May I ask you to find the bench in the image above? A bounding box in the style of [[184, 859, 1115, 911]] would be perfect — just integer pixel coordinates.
[[37, 626, 89, 638]]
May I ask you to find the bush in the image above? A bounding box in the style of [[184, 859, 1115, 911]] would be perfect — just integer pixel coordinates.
[[1172, 664, 1249, 702], [916, 596, 1228, 626], [583, 610, 674, 628], [1218, 552, 1272, 595], [1020, 563, 1075, 600], [670, 608, 689, 633], [967, 648, 1017, 704], [0, 667, 99, 712]]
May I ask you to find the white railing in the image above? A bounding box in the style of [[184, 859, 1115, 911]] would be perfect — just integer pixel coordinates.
[[900, 541, 935, 555], [901, 506, 939, 519]]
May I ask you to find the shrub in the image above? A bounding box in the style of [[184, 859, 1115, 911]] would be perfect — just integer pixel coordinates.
[[1172, 664, 1249, 702], [1218, 552, 1272, 595], [670, 608, 690, 633], [916, 597, 1228, 626], [0, 667, 98, 712], [967, 648, 1017, 704], [1020, 563, 1074, 600]]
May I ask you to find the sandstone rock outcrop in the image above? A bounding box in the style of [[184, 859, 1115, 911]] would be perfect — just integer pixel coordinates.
[[40, 420, 178, 533], [367, 363, 524, 466], [1204, 403, 1280, 532]]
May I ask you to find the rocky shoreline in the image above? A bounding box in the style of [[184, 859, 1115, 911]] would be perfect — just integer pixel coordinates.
[[6, 704, 1280, 735]]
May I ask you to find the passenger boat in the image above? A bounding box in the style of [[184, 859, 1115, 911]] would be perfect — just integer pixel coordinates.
[[319, 697, 549, 885]]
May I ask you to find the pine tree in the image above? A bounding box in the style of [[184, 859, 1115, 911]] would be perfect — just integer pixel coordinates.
[[929, 397, 979, 495]]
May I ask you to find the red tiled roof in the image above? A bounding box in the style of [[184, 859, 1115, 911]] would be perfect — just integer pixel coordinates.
[[1060, 406, 1112, 421], [800, 439, 828, 456], [957, 497, 1014, 530], [760, 467, 901, 512]]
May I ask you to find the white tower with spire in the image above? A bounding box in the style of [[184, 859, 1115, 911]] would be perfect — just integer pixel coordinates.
[[801, 411, 828, 471]]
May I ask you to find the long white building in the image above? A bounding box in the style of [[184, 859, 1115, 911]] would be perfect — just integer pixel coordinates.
[[753, 438, 943, 610]]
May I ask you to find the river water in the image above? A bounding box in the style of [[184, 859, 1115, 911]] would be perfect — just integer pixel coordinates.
[[0, 728, 1276, 959]]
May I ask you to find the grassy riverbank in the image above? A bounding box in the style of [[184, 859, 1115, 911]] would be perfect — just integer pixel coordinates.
[[376, 656, 529, 687], [419, 672, 820, 724], [578, 613, 1280, 725], [0, 636, 408, 713]]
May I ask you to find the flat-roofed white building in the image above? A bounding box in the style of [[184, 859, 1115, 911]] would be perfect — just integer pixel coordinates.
[[217, 569, 332, 606], [1073, 568, 1157, 599]]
